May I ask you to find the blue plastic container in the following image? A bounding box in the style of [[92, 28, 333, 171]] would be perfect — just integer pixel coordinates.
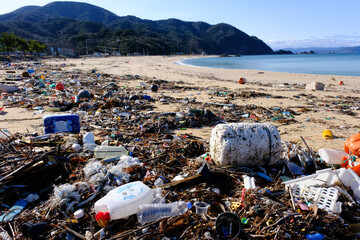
[[43, 114, 80, 134], [306, 233, 325, 240]]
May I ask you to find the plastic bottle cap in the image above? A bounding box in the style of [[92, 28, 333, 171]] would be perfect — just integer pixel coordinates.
[[74, 209, 84, 219], [194, 202, 210, 214], [72, 144, 81, 152]]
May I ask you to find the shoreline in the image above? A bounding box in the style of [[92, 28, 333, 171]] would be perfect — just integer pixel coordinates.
[[176, 54, 360, 77], [66, 55, 360, 94], [1, 55, 360, 151]]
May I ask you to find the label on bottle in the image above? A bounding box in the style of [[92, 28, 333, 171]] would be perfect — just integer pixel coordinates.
[[116, 182, 143, 201]]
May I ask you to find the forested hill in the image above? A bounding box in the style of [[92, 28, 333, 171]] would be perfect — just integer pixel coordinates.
[[0, 1, 274, 55]]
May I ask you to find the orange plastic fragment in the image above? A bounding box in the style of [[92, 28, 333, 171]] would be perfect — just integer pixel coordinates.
[[342, 156, 360, 176], [238, 77, 246, 84], [344, 133, 360, 156]]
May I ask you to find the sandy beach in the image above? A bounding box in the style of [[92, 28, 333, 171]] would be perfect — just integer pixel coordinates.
[[1, 55, 360, 151]]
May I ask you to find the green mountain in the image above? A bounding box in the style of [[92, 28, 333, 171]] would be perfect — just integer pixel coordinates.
[[0, 1, 274, 55], [0, 2, 118, 24], [284, 46, 360, 54], [337, 46, 360, 54]]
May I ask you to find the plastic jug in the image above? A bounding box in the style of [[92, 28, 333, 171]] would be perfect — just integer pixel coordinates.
[[94, 145, 128, 159], [94, 181, 153, 227], [318, 149, 348, 165]]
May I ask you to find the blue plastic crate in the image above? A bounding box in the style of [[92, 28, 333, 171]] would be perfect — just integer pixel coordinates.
[[43, 114, 80, 134]]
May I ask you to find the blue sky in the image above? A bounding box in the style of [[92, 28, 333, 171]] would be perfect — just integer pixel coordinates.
[[2, 0, 360, 49]]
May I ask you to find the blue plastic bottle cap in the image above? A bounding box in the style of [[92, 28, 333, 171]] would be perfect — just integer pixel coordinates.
[[187, 202, 192, 209]]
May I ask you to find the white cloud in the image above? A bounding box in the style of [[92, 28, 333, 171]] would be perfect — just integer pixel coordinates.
[[267, 34, 360, 49]]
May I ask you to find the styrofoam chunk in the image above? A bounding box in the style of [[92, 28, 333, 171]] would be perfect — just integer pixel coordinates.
[[210, 123, 282, 166]]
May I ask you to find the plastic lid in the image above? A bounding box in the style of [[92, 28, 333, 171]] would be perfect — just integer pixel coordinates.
[[95, 211, 110, 221], [103, 211, 110, 220], [95, 212, 104, 221], [74, 209, 84, 219]]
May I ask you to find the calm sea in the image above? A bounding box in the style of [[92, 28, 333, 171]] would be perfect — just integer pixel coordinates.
[[178, 53, 360, 76]]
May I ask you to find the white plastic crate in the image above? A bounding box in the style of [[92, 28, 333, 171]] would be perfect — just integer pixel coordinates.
[[317, 188, 341, 213], [283, 168, 360, 201], [291, 185, 341, 213]]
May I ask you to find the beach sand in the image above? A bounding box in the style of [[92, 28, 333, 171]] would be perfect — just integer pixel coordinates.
[[2, 55, 360, 152]]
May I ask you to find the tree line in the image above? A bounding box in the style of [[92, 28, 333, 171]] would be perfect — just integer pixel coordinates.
[[0, 32, 46, 56]]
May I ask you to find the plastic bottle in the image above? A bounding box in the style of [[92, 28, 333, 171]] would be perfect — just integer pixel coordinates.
[[319, 148, 348, 165], [152, 188, 165, 204], [94, 145, 128, 159], [137, 201, 191, 225], [154, 177, 164, 187], [95, 181, 153, 227]]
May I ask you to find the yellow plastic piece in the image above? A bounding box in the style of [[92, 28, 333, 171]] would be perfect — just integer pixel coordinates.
[[322, 129, 333, 139], [231, 202, 241, 210], [266, 220, 274, 226]]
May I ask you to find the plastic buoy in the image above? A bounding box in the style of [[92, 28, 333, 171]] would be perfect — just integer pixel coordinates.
[[55, 82, 65, 91], [238, 77, 246, 84], [338, 81, 344, 85]]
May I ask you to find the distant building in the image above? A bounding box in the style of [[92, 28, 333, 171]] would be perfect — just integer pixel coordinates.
[[51, 47, 75, 57]]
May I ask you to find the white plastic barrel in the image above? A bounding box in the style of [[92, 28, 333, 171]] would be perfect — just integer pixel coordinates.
[[210, 123, 282, 166], [94, 181, 153, 220], [318, 149, 348, 165]]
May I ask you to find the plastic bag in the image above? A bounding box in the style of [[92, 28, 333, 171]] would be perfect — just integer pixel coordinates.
[[83, 161, 106, 180], [116, 156, 141, 169], [344, 133, 360, 156], [51, 183, 80, 206]]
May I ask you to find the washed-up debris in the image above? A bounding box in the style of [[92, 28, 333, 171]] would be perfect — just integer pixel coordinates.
[[210, 123, 282, 166], [306, 81, 325, 91], [0, 60, 360, 239], [319, 148, 348, 165]]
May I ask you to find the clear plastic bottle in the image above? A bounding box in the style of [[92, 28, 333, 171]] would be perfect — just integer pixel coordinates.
[[137, 201, 191, 224], [94, 145, 128, 159]]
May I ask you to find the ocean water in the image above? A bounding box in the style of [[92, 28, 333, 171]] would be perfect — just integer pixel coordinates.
[[178, 54, 360, 76]]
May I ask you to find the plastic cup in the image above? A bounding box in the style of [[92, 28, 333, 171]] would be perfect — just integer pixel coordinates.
[[194, 202, 210, 214]]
